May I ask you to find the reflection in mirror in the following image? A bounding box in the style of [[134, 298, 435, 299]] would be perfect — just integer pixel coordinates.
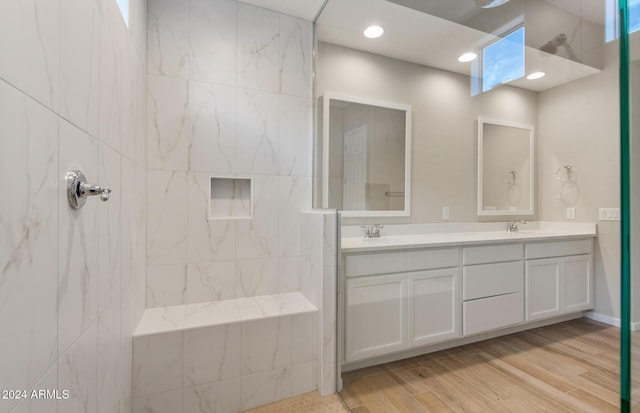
[[478, 118, 534, 216], [322, 93, 411, 217]]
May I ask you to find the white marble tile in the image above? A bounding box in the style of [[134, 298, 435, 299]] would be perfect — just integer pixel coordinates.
[[58, 322, 98, 413], [146, 171, 188, 265], [187, 173, 236, 263], [189, 0, 237, 86], [0, 0, 59, 111], [241, 317, 291, 375], [292, 313, 316, 365], [279, 15, 312, 98], [235, 258, 278, 298], [183, 300, 240, 329], [322, 267, 337, 369], [147, 265, 188, 307], [97, 298, 122, 413], [98, 144, 122, 313], [132, 62, 148, 167], [147, 75, 189, 171], [291, 361, 317, 397], [186, 262, 236, 303], [183, 378, 241, 413], [236, 89, 279, 175], [120, 157, 135, 289], [120, 46, 143, 163], [134, 306, 186, 337], [133, 389, 182, 413], [183, 325, 241, 387], [147, 0, 189, 78], [119, 284, 137, 413], [129, 0, 148, 63], [10, 363, 58, 413], [0, 81, 58, 410], [98, 0, 125, 152], [58, 120, 99, 357], [323, 213, 338, 267], [237, 3, 280, 92], [278, 95, 312, 177], [253, 292, 316, 318], [132, 163, 147, 303], [132, 331, 183, 397], [60, 0, 99, 137], [278, 256, 307, 294], [235, 297, 265, 321], [278, 176, 311, 257], [240, 367, 291, 410], [319, 362, 336, 397], [235, 175, 278, 259], [189, 81, 236, 173]]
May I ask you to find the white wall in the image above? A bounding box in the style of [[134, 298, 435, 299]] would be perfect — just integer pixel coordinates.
[[0, 0, 147, 412], [317, 42, 539, 224], [537, 41, 620, 320], [145, 0, 313, 307], [319, 40, 621, 321]]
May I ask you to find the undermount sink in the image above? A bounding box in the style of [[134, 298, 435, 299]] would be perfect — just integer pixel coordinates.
[[512, 230, 561, 236], [361, 237, 394, 243]]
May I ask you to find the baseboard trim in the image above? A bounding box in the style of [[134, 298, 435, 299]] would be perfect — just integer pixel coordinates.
[[583, 311, 621, 327]]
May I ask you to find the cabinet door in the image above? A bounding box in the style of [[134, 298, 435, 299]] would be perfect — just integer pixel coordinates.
[[345, 274, 407, 362], [526, 258, 561, 321], [563, 255, 593, 313], [408, 269, 460, 347]]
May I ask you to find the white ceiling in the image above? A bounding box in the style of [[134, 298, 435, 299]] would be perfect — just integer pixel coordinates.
[[247, 0, 605, 92], [316, 0, 601, 92], [239, 0, 325, 20]]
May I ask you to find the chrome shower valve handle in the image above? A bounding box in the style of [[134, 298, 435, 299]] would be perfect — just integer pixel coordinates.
[[66, 170, 111, 210]]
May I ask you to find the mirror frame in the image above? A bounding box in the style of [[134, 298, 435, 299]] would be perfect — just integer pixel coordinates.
[[322, 92, 412, 217], [477, 117, 535, 217]]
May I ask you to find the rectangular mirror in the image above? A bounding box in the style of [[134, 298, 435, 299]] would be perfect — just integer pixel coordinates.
[[322, 92, 412, 217], [477, 118, 534, 216]]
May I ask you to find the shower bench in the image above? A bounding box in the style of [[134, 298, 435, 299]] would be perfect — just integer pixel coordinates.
[[131, 292, 318, 412]]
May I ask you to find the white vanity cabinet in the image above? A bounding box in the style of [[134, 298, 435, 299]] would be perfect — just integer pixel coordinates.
[[344, 248, 460, 362], [462, 244, 525, 335], [340, 226, 597, 369], [345, 274, 407, 361], [525, 239, 593, 321]]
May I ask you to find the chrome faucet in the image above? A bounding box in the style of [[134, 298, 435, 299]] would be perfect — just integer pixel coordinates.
[[362, 224, 384, 238], [507, 220, 527, 233]]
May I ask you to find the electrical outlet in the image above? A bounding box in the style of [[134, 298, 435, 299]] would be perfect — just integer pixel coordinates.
[[566, 207, 575, 220], [442, 207, 450, 221], [599, 208, 620, 221]]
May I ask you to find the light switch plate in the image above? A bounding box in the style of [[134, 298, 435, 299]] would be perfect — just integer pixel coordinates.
[[442, 207, 450, 221], [599, 208, 620, 221]]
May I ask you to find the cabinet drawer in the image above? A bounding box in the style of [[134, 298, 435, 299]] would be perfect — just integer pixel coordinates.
[[463, 244, 523, 265], [345, 248, 459, 277], [345, 251, 406, 277], [525, 239, 592, 259], [463, 261, 523, 300], [406, 248, 459, 272], [463, 292, 524, 336]]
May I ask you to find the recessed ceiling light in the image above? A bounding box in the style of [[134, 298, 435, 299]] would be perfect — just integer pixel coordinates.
[[527, 71, 546, 80], [458, 52, 478, 63], [364, 25, 384, 39]]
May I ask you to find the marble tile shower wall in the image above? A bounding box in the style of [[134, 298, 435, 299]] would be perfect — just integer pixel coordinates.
[[145, 0, 313, 306], [0, 0, 147, 412]]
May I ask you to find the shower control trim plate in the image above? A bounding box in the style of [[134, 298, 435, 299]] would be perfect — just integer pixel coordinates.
[[65, 170, 111, 210]]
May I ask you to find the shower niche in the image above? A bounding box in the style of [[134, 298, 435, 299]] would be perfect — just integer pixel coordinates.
[[209, 176, 252, 219]]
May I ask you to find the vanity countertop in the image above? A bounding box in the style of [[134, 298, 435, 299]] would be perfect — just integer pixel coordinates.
[[341, 223, 597, 253]]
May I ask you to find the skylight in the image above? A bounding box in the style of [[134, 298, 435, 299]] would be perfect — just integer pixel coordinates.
[[116, 0, 129, 27], [482, 27, 525, 93]]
